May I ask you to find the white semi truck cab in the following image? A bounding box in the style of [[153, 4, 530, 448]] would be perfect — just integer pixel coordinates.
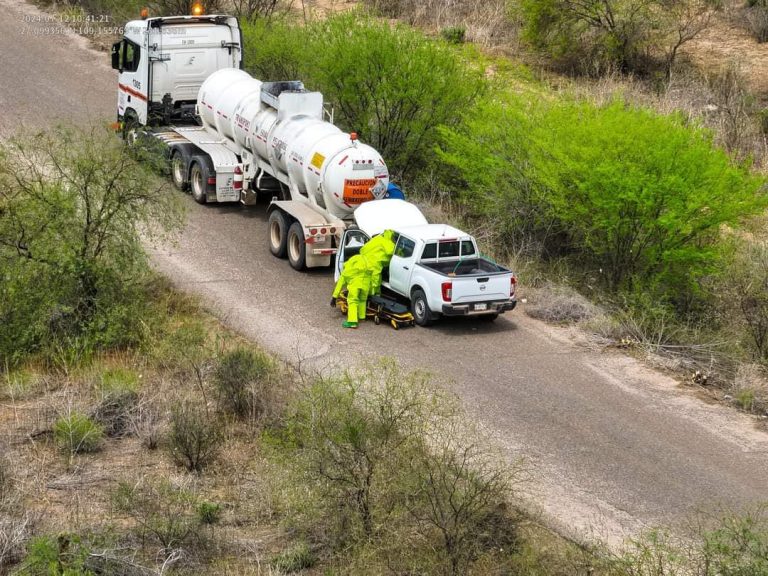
[[111, 11, 395, 271], [113, 14, 242, 129]]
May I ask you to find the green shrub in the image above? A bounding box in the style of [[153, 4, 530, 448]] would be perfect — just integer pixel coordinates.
[[196, 501, 222, 525], [441, 25, 466, 44], [21, 533, 95, 576], [54, 413, 103, 456], [270, 541, 316, 573], [272, 360, 519, 572], [213, 348, 276, 421], [168, 401, 222, 473], [438, 95, 768, 304], [0, 126, 183, 367], [242, 12, 483, 178]]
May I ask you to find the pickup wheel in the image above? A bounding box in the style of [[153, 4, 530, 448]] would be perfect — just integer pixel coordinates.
[[411, 289, 434, 327], [268, 210, 289, 258], [287, 222, 307, 271], [189, 156, 211, 204]]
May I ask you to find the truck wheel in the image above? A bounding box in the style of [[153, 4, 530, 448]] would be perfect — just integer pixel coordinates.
[[287, 222, 307, 271], [268, 210, 288, 258], [122, 112, 139, 145], [189, 156, 210, 204], [411, 289, 434, 327], [170, 150, 188, 191]]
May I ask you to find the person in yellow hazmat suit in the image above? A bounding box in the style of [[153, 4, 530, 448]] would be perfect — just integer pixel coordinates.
[[359, 230, 396, 296], [330, 253, 371, 328]]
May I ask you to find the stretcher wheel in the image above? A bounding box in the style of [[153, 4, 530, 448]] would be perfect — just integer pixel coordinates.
[[374, 315, 381, 325], [391, 320, 399, 330]]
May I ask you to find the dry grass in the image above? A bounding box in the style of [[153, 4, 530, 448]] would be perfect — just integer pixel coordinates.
[[0, 286, 300, 574], [525, 283, 600, 324]]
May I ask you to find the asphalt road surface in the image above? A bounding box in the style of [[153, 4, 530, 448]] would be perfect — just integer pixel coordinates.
[[2, 0, 766, 545]]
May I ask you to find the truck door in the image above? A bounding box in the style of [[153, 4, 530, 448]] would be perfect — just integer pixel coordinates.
[[387, 235, 417, 296], [113, 38, 148, 124], [334, 229, 369, 281]]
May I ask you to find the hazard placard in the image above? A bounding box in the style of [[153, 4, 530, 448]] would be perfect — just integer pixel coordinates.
[[310, 152, 325, 170], [343, 178, 376, 205]]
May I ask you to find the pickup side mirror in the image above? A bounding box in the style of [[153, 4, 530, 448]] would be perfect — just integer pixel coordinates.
[[111, 41, 121, 71]]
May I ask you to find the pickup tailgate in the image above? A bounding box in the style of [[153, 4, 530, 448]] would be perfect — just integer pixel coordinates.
[[450, 272, 512, 304]]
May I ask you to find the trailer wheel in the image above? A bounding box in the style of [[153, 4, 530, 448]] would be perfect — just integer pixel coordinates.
[[268, 210, 288, 258], [189, 157, 210, 204], [170, 150, 189, 191], [411, 289, 434, 327], [287, 222, 307, 271]]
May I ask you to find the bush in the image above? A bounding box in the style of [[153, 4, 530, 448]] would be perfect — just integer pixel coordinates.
[[270, 542, 316, 573], [0, 126, 183, 367], [241, 12, 484, 178], [168, 401, 222, 473], [619, 507, 768, 575], [21, 533, 95, 576], [112, 479, 202, 558], [196, 501, 221, 525], [441, 25, 466, 44], [525, 284, 599, 324], [517, 0, 714, 76], [92, 368, 141, 437], [438, 95, 768, 304], [272, 360, 521, 572], [746, 5, 768, 43], [213, 348, 276, 422], [54, 412, 104, 457]]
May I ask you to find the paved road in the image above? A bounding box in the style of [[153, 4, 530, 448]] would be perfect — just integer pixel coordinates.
[[2, 0, 766, 545]]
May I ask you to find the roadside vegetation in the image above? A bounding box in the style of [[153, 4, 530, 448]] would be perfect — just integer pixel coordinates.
[[236, 7, 768, 415], [7, 0, 768, 572]]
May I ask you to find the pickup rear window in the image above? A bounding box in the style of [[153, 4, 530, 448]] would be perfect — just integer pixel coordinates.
[[422, 240, 476, 260]]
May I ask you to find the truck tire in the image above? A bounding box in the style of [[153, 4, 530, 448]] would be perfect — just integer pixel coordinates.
[[122, 111, 139, 146], [170, 149, 189, 191], [189, 156, 211, 204], [287, 221, 307, 271], [411, 289, 434, 327], [268, 210, 288, 258]]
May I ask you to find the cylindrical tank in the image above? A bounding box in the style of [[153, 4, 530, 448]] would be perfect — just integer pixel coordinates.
[[198, 69, 389, 218]]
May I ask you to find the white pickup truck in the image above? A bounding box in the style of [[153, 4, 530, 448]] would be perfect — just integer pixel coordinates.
[[335, 202, 517, 325]]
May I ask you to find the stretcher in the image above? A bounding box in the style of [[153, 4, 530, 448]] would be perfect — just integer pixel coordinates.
[[336, 293, 415, 330]]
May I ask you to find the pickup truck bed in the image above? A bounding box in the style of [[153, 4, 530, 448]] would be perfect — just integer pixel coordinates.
[[420, 258, 506, 276]]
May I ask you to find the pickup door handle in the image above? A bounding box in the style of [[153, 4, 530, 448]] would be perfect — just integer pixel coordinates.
[[403, 266, 409, 270]]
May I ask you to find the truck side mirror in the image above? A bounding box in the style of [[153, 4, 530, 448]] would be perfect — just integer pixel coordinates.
[[111, 41, 121, 71]]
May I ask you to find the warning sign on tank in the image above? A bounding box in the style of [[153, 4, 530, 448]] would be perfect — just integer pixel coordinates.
[[310, 152, 325, 170], [343, 178, 376, 205]]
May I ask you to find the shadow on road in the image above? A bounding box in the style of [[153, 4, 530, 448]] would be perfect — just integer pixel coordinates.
[[426, 314, 519, 337]]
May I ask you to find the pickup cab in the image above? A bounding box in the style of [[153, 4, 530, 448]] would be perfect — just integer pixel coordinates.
[[335, 202, 517, 326]]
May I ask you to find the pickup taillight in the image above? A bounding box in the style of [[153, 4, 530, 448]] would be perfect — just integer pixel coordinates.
[[441, 282, 452, 302], [510, 275, 517, 297]]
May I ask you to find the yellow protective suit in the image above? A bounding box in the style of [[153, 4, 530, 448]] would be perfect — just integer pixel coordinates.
[[359, 230, 395, 296], [332, 253, 371, 327]]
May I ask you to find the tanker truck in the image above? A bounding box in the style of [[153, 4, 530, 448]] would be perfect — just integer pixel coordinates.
[[112, 12, 392, 270]]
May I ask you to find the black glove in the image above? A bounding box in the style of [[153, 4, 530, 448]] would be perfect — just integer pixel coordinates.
[[330, 297, 337, 307]]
